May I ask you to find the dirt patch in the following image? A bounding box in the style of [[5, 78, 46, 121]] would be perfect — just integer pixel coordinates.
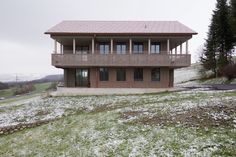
[[120, 111, 144, 119], [0, 118, 56, 136], [130, 105, 236, 128]]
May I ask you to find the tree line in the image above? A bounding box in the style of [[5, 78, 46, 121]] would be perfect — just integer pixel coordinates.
[[200, 0, 236, 79]]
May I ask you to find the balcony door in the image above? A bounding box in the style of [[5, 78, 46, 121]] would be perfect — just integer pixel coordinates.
[[76, 46, 89, 54], [76, 68, 90, 87]]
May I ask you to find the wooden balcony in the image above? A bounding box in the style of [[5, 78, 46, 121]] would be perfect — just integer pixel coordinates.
[[52, 53, 191, 68]]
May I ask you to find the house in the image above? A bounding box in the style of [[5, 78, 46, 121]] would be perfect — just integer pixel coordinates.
[[45, 21, 197, 88]]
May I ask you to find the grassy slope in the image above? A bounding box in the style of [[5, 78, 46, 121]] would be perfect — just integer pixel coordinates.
[[34, 82, 51, 93], [0, 91, 235, 156], [0, 88, 14, 98], [0, 82, 51, 105]]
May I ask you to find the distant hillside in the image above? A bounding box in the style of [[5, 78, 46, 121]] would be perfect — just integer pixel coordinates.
[[32, 74, 63, 83], [4, 74, 63, 86]]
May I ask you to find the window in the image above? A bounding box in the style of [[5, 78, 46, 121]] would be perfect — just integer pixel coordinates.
[[133, 42, 143, 54], [116, 43, 126, 54], [134, 68, 143, 81], [99, 68, 109, 81], [116, 68, 126, 81], [99, 43, 109, 54], [151, 42, 160, 54], [151, 68, 160, 81], [76, 46, 89, 54]]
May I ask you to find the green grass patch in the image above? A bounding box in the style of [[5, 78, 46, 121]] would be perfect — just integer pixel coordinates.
[[34, 82, 51, 93], [0, 88, 14, 98]]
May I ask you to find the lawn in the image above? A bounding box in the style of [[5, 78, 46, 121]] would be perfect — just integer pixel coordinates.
[[0, 89, 235, 156]]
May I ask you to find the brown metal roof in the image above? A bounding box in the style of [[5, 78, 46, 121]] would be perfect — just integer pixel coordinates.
[[45, 21, 197, 35]]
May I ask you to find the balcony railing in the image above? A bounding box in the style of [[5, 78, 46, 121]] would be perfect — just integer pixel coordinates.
[[52, 53, 191, 67]]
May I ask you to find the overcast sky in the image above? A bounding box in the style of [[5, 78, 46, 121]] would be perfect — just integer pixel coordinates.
[[0, 0, 216, 75]]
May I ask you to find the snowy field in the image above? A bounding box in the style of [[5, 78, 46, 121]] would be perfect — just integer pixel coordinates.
[[0, 89, 236, 156]]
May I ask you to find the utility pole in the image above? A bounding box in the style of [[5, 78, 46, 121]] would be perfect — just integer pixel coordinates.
[[15, 74, 18, 87]]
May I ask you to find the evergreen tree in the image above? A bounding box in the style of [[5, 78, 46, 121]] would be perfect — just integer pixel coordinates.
[[230, 0, 236, 43], [214, 0, 234, 70], [200, 0, 234, 76], [201, 14, 218, 76]]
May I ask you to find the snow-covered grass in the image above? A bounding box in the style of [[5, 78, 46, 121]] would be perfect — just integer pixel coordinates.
[[198, 77, 236, 84], [0, 90, 236, 156]]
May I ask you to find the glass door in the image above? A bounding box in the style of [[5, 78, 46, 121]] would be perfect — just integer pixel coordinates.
[[76, 46, 89, 54], [76, 68, 90, 87]]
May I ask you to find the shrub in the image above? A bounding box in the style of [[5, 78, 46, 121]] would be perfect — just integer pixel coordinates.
[[220, 64, 236, 81], [14, 84, 36, 95]]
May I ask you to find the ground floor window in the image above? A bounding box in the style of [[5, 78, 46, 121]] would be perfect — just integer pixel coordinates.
[[99, 68, 109, 81], [134, 68, 143, 81], [116, 68, 126, 81], [151, 68, 160, 81]]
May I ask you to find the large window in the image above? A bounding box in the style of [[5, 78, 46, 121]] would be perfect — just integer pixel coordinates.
[[133, 42, 143, 54], [99, 43, 109, 54], [116, 43, 126, 54], [99, 68, 109, 81], [151, 42, 160, 54], [151, 68, 160, 81], [116, 68, 126, 81], [134, 68, 143, 81]]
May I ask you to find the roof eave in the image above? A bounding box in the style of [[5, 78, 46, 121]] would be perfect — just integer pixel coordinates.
[[45, 32, 198, 36]]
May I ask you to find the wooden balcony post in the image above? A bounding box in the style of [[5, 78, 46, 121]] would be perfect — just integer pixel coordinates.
[[110, 38, 113, 54], [73, 38, 76, 54], [167, 39, 170, 54], [180, 43, 182, 54], [129, 38, 132, 54], [92, 38, 95, 54], [175, 44, 177, 55], [148, 38, 151, 54], [186, 40, 188, 54], [60, 44, 63, 54], [54, 40, 57, 54]]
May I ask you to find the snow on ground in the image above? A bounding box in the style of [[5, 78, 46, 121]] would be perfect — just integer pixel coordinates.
[[0, 89, 236, 156]]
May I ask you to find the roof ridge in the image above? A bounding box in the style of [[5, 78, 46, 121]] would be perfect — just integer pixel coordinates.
[[62, 20, 179, 22]]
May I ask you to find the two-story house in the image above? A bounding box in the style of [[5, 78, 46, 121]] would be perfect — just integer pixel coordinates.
[[45, 21, 197, 88]]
